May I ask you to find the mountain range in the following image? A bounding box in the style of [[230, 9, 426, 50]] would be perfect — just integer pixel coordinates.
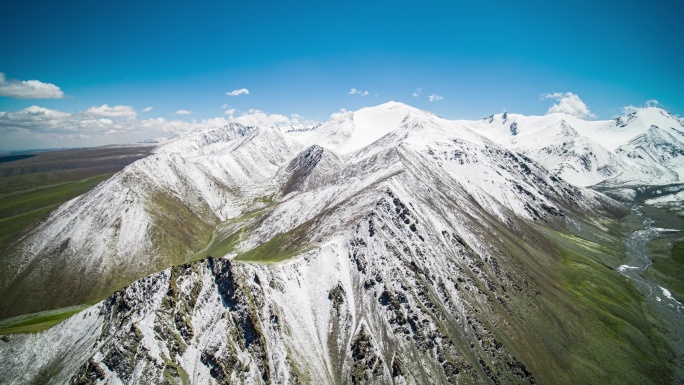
[[0, 101, 682, 384]]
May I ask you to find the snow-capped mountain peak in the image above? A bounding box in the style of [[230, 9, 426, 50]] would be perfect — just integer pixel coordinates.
[[155, 123, 254, 155], [463, 106, 684, 186], [304, 101, 435, 154], [0, 101, 680, 384]]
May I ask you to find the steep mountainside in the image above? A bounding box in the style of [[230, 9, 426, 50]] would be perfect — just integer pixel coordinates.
[[0, 126, 303, 318], [0, 102, 678, 384]]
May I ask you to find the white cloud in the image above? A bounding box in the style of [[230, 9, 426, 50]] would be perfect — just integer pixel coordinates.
[[291, 113, 318, 127], [175, 109, 192, 115], [0, 105, 71, 128], [349, 88, 370, 96], [646, 99, 660, 108], [136, 117, 219, 133], [330, 108, 349, 120], [0, 72, 65, 99], [412, 88, 422, 98], [290, 113, 302, 124], [226, 88, 249, 96], [83, 104, 137, 119], [0, 105, 132, 135], [0, 104, 317, 151], [622, 99, 662, 115], [222, 108, 318, 128], [543, 92, 595, 118], [0, 105, 223, 139], [226, 109, 291, 127], [142, 106, 153, 112], [622, 106, 639, 115], [429, 94, 444, 102]]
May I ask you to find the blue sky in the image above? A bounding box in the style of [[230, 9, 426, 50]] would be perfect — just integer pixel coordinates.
[[0, 0, 682, 151]]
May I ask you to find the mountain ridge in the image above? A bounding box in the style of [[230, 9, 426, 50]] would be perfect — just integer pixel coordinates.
[[0, 101, 680, 384]]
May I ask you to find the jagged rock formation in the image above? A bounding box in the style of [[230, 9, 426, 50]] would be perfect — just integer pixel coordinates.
[[0, 102, 677, 384]]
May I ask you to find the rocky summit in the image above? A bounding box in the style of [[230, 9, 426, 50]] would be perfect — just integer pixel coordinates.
[[1, 102, 682, 384]]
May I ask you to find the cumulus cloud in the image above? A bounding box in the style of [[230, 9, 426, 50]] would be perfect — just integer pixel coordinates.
[[0, 106, 71, 129], [224, 108, 291, 126], [0, 104, 317, 151], [0, 72, 65, 99], [142, 106, 153, 112], [412, 88, 422, 98], [0, 105, 129, 135], [290, 113, 303, 124], [291, 113, 318, 127], [543, 92, 595, 118], [135, 117, 222, 134], [349, 88, 370, 96], [0, 106, 230, 147], [226, 88, 249, 96], [175, 109, 192, 115], [83, 104, 137, 119], [428, 94, 443, 102], [221, 109, 319, 129]]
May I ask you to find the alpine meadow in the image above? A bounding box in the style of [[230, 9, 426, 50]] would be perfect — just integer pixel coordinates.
[[1, 1, 683, 384]]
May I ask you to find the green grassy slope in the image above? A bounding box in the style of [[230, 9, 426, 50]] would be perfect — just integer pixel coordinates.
[[0, 146, 154, 331], [536, 226, 672, 384], [0, 305, 88, 335], [647, 239, 684, 299]]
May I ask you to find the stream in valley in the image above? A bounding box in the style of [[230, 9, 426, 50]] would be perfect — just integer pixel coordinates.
[[617, 205, 684, 383]]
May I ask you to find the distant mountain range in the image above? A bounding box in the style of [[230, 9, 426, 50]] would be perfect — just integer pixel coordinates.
[[1, 102, 681, 384]]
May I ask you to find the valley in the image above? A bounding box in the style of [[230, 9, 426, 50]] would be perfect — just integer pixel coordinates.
[[0, 102, 682, 384], [613, 202, 684, 381]]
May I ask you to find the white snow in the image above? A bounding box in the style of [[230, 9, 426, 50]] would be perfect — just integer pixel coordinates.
[[660, 286, 674, 300], [654, 227, 681, 233], [646, 190, 684, 205], [2, 101, 683, 384], [338, 101, 412, 154], [609, 188, 637, 201], [306, 101, 440, 155], [463, 107, 684, 187], [617, 265, 641, 272]]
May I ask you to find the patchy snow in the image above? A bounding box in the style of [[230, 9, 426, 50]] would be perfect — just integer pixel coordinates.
[[646, 190, 684, 205], [660, 286, 675, 300], [608, 188, 637, 201], [654, 227, 681, 233], [618, 265, 641, 272], [1, 101, 682, 384]]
